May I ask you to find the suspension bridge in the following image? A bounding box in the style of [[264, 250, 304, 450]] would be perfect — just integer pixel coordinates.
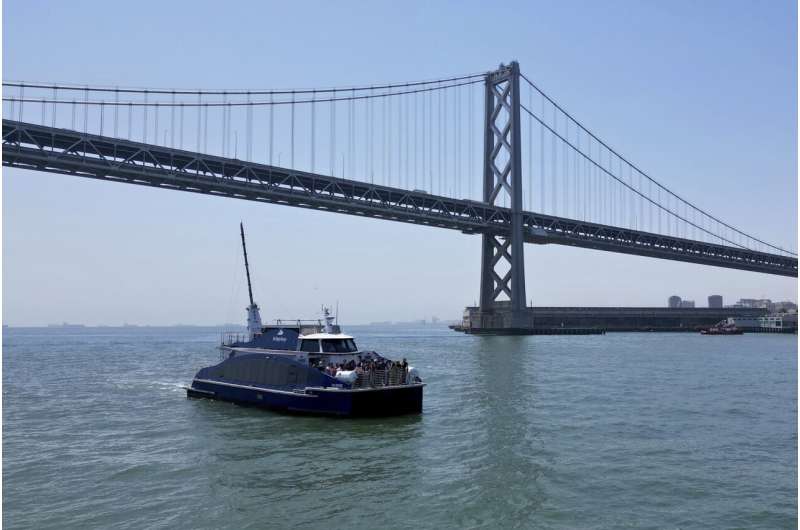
[[3, 61, 796, 330]]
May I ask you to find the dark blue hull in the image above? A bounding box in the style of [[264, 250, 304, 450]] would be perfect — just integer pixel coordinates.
[[187, 379, 424, 417]]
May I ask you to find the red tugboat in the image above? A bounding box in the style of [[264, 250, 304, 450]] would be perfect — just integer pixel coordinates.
[[700, 320, 744, 335]]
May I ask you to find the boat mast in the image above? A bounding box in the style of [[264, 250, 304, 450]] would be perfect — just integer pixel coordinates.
[[240, 222, 255, 307], [239, 222, 262, 338]]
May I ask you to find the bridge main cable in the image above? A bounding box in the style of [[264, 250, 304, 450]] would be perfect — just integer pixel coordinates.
[[2, 79, 483, 107], [2, 72, 485, 96]]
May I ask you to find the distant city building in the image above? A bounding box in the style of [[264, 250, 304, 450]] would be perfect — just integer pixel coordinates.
[[725, 298, 797, 313], [679, 300, 695, 308], [708, 295, 723, 308], [668, 295, 682, 308], [771, 301, 798, 313], [733, 298, 772, 309]]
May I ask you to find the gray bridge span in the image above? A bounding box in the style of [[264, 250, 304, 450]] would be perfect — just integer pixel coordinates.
[[3, 119, 796, 278]]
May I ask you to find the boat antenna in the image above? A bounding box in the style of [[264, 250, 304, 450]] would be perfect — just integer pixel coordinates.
[[240, 222, 254, 307]]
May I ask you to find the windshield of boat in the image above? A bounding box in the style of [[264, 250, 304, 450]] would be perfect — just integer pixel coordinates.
[[299, 339, 320, 352], [320, 339, 358, 353]]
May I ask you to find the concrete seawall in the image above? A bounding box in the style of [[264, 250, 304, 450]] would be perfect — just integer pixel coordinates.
[[456, 304, 796, 334]]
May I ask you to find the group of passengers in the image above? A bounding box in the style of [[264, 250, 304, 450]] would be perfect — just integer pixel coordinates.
[[318, 357, 409, 385]]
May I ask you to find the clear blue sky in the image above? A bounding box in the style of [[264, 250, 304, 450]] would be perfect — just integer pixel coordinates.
[[3, 0, 797, 326]]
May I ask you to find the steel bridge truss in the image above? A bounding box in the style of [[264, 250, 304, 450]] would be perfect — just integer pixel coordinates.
[[480, 62, 527, 323], [2, 119, 797, 278]]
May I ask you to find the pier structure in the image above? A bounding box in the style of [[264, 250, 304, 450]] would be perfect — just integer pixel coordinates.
[[453, 303, 799, 334]]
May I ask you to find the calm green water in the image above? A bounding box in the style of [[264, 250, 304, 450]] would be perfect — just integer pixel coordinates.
[[3, 326, 797, 529]]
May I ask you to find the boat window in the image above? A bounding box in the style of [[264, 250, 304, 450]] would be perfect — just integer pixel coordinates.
[[299, 339, 320, 352], [321, 339, 357, 353]]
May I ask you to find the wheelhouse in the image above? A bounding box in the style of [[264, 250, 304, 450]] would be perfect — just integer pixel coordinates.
[[298, 333, 359, 354]]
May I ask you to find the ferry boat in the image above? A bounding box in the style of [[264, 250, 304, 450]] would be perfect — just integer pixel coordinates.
[[185, 224, 424, 417]]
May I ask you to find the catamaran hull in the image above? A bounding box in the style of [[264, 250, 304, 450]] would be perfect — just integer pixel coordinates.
[[187, 379, 424, 417]]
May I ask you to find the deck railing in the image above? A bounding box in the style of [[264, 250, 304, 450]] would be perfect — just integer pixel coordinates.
[[352, 365, 409, 388], [221, 331, 248, 347]]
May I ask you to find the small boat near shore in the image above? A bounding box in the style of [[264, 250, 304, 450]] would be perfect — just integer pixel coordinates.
[[700, 321, 744, 335], [186, 224, 424, 417]]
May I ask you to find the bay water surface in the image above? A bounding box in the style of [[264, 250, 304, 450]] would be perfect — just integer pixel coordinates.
[[3, 326, 797, 529]]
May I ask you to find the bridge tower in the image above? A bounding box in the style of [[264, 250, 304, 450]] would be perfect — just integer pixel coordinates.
[[478, 61, 529, 328]]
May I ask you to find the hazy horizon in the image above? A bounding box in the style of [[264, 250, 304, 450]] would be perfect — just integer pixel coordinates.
[[4, 295, 797, 328], [3, 0, 797, 327]]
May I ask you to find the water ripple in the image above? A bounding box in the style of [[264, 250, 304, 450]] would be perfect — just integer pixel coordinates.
[[2, 326, 796, 529]]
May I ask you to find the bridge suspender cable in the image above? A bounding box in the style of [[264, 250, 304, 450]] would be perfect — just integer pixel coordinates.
[[519, 100, 786, 254], [520, 73, 795, 257]]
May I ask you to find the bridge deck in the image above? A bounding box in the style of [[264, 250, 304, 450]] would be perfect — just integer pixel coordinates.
[[2, 120, 796, 277]]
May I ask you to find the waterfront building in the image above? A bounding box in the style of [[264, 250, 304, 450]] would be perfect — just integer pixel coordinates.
[[708, 295, 723, 308], [726, 314, 797, 331], [679, 300, 695, 308], [668, 296, 682, 308]]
